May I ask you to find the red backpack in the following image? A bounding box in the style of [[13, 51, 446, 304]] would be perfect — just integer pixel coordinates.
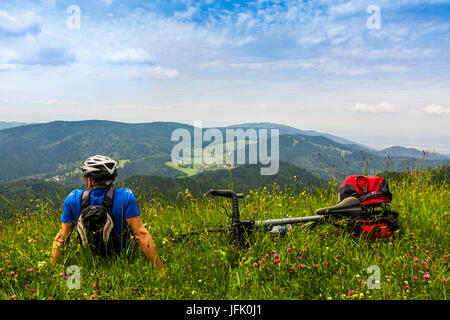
[[337, 175, 397, 239], [338, 175, 392, 208]]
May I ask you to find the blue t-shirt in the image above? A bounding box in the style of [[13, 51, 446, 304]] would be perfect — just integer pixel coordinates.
[[61, 188, 141, 248]]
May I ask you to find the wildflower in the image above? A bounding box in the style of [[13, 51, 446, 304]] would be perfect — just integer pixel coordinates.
[[299, 264, 305, 269], [323, 261, 328, 266], [9, 295, 16, 300], [5, 259, 10, 264], [297, 256, 302, 261], [413, 276, 418, 281], [414, 258, 419, 262], [52, 274, 57, 278], [26, 268, 33, 273], [421, 261, 426, 265], [442, 278, 447, 283], [410, 233, 415, 237], [287, 248, 291, 253], [25, 284, 30, 288], [423, 274, 430, 280], [314, 264, 318, 268], [90, 294, 96, 300], [302, 248, 307, 253], [405, 285, 410, 290], [48, 296, 53, 300], [290, 266, 295, 271], [31, 288, 36, 293], [60, 273, 64, 277], [253, 262, 258, 267], [348, 290, 354, 296], [274, 253, 279, 259], [273, 259, 280, 264], [10, 271, 15, 276], [444, 255, 448, 259], [425, 250, 429, 255]]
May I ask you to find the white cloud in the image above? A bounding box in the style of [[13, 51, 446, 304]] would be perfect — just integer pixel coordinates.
[[346, 101, 395, 113], [105, 48, 154, 65], [0, 10, 41, 37], [146, 66, 180, 80], [413, 105, 450, 116], [100, 0, 115, 5], [129, 66, 181, 80]]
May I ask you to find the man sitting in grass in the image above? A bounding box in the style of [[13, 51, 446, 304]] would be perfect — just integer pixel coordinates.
[[51, 155, 163, 271]]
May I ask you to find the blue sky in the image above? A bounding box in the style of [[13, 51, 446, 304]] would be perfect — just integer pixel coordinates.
[[1, 0, 450, 153]]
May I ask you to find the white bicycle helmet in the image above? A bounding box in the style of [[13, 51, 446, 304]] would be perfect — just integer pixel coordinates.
[[81, 155, 118, 181]]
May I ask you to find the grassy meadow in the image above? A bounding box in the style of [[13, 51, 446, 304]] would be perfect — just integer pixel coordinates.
[[0, 169, 448, 300]]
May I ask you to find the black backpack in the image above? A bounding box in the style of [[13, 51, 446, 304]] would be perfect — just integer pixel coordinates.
[[76, 188, 118, 257]]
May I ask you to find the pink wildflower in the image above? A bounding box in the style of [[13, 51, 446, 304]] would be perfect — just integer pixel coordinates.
[[323, 261, 328, 266], [287, 248, 291, 253], [405, 285, 410, 290], [423, 274, 430, 280], [274, 253, 279, 259], [348, 290, 354, 296], [253, 262, 258, 267], [414, 258, 419, 262], [290, 266, 295, 271], [442, 278, 447, 283]]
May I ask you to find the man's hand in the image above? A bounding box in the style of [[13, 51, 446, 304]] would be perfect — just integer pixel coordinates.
[[51, 222, 73, 264], [126, 216, 164, 271]]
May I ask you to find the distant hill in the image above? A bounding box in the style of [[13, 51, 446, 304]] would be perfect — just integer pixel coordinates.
[[0, 121, 29, 130], [121, 161, 324, 200], [0, 120, 447, 187], [375, 146, 449, 160], [0, 179, 70, 217], [224, 122, 362, 146]]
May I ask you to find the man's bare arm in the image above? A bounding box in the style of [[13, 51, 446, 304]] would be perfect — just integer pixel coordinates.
[[126, 216, 164, 270], [51, 222, 73, 263]]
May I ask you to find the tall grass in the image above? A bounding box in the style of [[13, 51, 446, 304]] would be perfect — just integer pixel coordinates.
[[0, 169, 448, 300]]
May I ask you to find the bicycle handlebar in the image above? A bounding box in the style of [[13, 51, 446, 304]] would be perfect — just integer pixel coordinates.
[[207, 189, 244, 199]]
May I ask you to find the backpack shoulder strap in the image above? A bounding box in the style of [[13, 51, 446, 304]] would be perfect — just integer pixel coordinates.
[[80, 190, 91, 211], [102, 188, 115, 210]]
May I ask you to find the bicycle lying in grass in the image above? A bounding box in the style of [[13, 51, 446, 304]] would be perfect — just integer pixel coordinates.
[[176, 182, 401, 247]]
